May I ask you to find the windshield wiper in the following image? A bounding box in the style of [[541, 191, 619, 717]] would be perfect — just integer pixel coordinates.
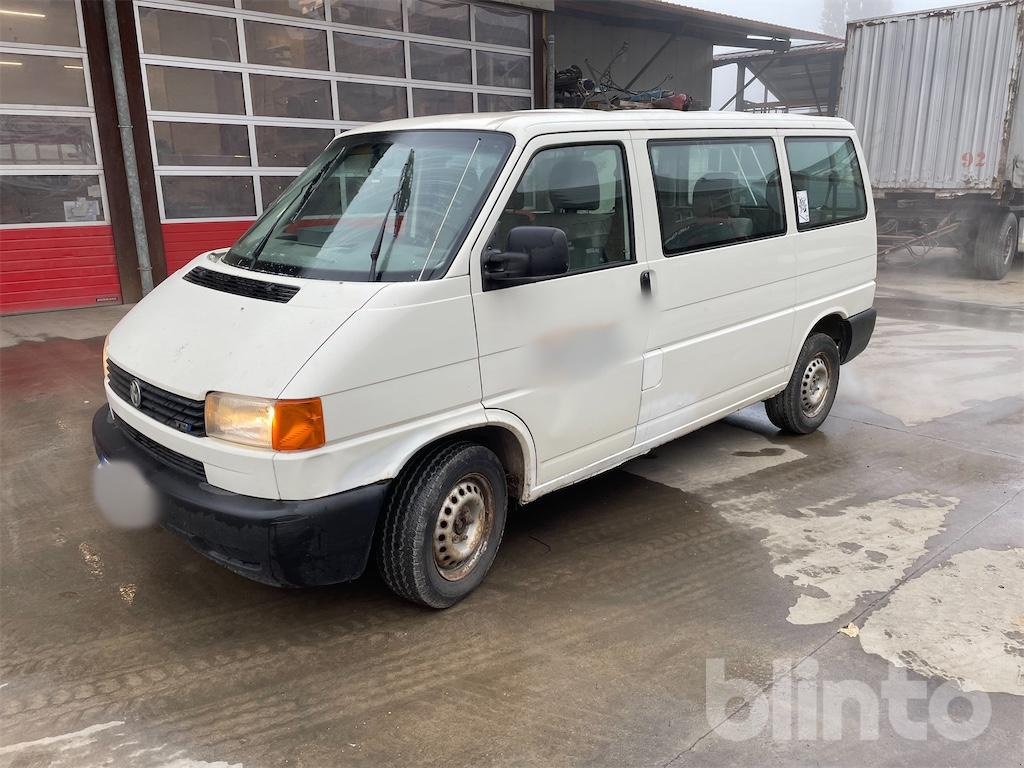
[[246, 150, 344, 269], [367, 149, 414, 282]]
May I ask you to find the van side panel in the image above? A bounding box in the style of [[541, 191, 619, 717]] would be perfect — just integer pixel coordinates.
[[629, 132, 796, 445], [274, 277, 484, 501], [782, 130, 876, 364]]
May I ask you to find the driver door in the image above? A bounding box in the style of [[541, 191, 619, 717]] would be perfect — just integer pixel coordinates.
[[470, 135, 651, 491]]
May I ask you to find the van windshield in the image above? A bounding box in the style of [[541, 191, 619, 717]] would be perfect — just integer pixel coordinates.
[[224, 130, 513, 282]]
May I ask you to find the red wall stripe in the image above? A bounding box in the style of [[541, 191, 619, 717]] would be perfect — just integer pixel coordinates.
[[0, 225, 122, 315], [161, 220, 254, 275]]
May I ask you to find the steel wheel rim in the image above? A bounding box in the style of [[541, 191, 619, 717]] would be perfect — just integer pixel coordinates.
[[433, 472, 494, 582], [800, 354, 832, 418], [1001, 226, 1015, 267]]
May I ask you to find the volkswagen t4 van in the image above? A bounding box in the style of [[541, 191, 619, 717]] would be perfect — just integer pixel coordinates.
[[93, 110, 877, 608]]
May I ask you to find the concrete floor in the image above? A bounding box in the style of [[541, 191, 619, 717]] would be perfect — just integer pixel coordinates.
[[1, 256, 1022, 767]]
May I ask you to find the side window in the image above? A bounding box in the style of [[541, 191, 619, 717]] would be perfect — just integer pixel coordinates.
[[648, 137, 785, 255], [488, 144, 632, 273], [785, 137, 867, 230]]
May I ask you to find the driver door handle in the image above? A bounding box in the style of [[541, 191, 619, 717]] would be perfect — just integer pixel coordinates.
[[640, 270, 653, 296]]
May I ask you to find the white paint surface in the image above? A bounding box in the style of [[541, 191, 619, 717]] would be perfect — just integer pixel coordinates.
[[859, 547, 1024, 695], [713, 490, 958, 624], [0, 720, 242, 768], [0, 721, 124, 756]]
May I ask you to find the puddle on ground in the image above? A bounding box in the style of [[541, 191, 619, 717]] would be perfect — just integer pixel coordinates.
[[624, 423, 804, 493]]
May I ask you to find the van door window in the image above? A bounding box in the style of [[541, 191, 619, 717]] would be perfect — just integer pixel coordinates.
[[488, 144, 632, 274], [648, 138, 785, 255], [785, 137, 867, 230]]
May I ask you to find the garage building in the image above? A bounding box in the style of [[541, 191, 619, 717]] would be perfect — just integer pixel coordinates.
[[0, 0, 829, 314]]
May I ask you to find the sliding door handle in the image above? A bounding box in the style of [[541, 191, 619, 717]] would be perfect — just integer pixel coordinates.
[[640, 270, 653, 296]]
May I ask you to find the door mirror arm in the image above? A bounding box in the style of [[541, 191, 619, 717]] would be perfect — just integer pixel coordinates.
[[482, 250, 532, 287], [482, 226, 569, 290]]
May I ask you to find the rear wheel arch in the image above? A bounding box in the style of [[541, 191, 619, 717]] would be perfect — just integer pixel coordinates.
[[809, 312, 853, 362]]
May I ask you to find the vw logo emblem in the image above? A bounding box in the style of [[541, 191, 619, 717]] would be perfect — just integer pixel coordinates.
[[129, 379, 142, 408]]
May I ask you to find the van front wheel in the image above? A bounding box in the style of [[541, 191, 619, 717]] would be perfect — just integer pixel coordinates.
[[765, 333, 841, 434], [377, 442, 507, 608]]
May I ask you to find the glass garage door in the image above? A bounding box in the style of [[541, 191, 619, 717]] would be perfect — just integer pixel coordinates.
[[0, 0, 121, 312], [134, 0, 534, 251]]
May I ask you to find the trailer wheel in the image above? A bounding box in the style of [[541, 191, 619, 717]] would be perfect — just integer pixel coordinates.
[[377, 442, 507, 609], [974, 211, 1018, 280]]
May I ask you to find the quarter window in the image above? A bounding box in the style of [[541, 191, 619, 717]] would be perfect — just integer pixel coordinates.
[[489, 144, 632, 273], [785, 137, 867, 230], [648, 138, 785, 255]]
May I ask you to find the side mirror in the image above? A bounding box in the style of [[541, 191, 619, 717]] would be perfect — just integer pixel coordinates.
[[483, 226, 569, 288]]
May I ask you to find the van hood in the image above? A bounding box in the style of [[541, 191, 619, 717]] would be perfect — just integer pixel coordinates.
[[107, 263, 385, 401]]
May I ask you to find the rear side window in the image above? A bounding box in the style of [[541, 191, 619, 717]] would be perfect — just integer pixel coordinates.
[[648, 138, 785, 255], [785, 137, 867, 230]]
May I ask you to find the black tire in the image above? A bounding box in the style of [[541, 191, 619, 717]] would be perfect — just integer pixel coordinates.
[[765, 333, 841, 435], [377, 442, 507, 608], [974, 210, 1017, 280]]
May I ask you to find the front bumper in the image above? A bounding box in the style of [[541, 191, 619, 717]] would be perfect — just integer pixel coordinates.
[[92, 405, 387, 587]]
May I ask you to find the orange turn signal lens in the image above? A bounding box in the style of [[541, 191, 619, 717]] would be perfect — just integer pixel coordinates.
[[271, 398, 325, 452]]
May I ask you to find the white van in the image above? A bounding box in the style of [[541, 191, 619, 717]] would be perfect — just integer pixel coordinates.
[[94, 110, 877, 608]]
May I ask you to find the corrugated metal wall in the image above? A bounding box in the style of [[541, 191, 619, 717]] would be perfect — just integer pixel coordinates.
[[839, 0, 1023, 193]]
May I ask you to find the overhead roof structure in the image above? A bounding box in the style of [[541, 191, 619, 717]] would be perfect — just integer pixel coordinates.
[[556, 0, 841, 50], [713, 42, 846, 114]]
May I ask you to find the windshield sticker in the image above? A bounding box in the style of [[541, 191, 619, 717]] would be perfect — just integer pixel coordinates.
[[796, 190, 810, 223]]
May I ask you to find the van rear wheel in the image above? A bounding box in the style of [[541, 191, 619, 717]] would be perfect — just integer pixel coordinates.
[[765, 333, 841, 434], [377, 442, 507, 608]]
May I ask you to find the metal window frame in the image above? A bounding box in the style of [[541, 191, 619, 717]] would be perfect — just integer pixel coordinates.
[[134, 0, 533, 221]]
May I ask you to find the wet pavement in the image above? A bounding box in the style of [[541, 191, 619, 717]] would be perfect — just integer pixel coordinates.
[[1, 258, 1022, 767]]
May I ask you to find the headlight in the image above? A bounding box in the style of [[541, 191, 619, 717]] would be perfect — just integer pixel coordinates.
[[205, 393, 325, 451], [102, 335, 110, 377]]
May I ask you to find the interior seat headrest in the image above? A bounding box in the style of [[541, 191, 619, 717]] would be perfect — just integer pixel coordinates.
[[548, 157, 601, 212], [692, 172, 741, 218]]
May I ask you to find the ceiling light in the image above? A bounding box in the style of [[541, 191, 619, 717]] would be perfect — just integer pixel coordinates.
[[0, 9, 47, 18]]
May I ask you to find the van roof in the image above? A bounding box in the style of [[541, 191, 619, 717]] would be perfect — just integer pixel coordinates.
[[342, 109, 855, 141]]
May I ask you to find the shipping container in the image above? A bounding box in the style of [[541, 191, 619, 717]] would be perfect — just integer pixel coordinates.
[[838, 0, 1024, 279]]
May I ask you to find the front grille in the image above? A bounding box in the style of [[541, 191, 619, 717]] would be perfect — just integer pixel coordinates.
[[107, 361, 206, 436], [113, 412, 207, 480], [184, 266, 300, 303]]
